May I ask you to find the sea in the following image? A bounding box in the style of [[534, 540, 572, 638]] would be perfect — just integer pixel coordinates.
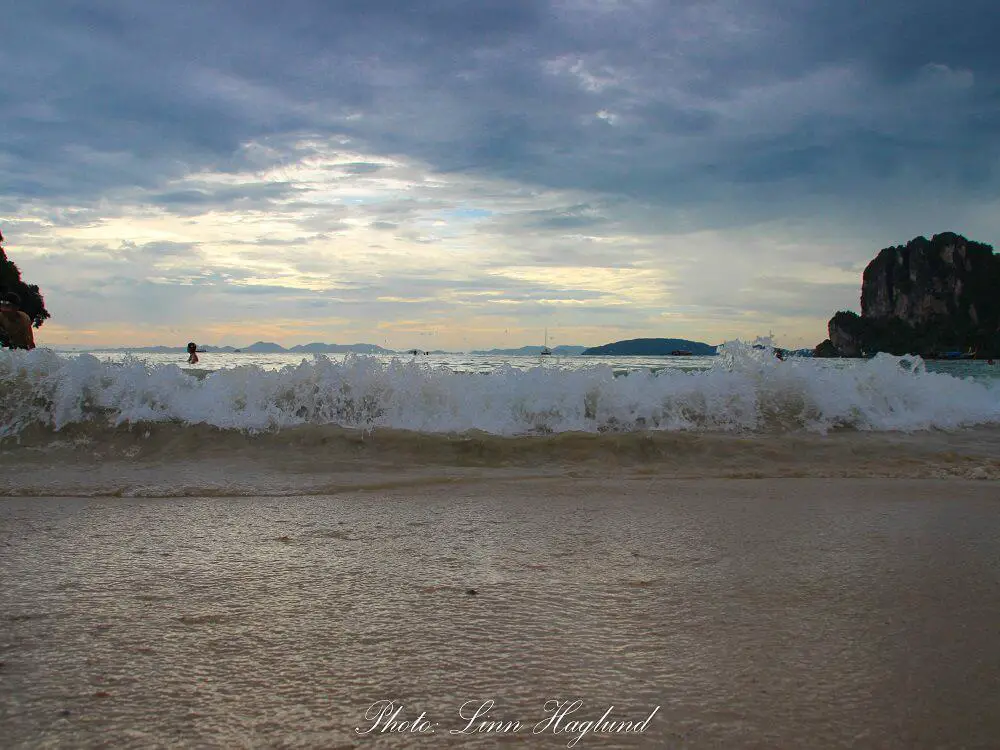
[[4, 343, 1000, 749], [1, 341, 998, 437]]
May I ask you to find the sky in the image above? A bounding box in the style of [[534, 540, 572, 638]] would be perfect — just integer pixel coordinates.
[[3, 0, 999, 350]]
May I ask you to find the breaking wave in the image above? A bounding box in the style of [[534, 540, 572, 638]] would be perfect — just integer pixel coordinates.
[[1, 342, 998, 437]]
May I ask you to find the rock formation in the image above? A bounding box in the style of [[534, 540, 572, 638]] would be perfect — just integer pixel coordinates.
[[815, 232, 1000, 357], [0, 228, 51, 347]]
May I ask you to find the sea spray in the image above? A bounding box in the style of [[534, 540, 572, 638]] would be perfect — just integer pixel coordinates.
[[1, 345, 998, 437]]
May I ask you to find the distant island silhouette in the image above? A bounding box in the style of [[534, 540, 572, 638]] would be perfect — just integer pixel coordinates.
[[582, 338, 717, 356], [80, 337, 726, 356]]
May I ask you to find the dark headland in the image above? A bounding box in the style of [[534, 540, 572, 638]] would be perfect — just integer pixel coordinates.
[[815, 232, 1000, 358]]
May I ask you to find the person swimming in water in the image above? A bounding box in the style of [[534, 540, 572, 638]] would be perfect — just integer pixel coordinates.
[[186, 342, 199, 364]]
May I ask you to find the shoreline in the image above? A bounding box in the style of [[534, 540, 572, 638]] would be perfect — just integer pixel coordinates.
[[2, 424, 1000, 497]]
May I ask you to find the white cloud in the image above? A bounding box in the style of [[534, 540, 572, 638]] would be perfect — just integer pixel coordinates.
[[4, 0, 999, 350]]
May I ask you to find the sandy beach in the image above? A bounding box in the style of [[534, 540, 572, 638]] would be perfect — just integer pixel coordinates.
[[2, 428, 999, 749]]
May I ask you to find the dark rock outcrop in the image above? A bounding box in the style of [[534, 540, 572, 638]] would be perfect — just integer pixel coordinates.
[[0, 228, 51, 346], [812, 339, 839, 358], [816, 232, 1000, 357], [825, 311, 866, 358]]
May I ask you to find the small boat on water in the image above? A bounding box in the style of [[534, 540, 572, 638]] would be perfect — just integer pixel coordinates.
[[670, 349, 692, 356], [540, 328, 553, 356], [934, 350, 978, 360]]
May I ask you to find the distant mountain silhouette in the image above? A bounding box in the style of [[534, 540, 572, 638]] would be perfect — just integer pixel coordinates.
[[243, 341, 286, 353]]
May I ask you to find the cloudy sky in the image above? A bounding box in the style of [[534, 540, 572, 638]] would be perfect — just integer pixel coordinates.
[[3, 0, 998, 350]]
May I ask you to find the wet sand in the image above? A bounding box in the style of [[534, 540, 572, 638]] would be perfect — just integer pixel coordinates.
[[3, 424, 1000, 498], [2, 475, 999, 749]]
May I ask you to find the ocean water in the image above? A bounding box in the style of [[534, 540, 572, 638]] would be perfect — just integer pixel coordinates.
[[2, 341, 998, 438], [3, 347, 1000, 748]]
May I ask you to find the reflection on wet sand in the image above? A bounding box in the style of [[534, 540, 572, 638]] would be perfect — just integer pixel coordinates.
[[2, 477, 998, 748]]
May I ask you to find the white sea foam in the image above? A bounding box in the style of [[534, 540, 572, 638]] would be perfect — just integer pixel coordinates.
[[1, 343, 998, 436]]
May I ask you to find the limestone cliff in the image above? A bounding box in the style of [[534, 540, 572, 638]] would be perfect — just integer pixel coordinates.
[[815, 232, 1000, 357]]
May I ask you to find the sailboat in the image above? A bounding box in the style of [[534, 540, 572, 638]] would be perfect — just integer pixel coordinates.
[[540, 328, 553, 356]]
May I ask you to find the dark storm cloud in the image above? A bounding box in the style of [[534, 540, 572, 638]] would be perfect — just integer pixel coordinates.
[[3, 0, 999, 222]]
